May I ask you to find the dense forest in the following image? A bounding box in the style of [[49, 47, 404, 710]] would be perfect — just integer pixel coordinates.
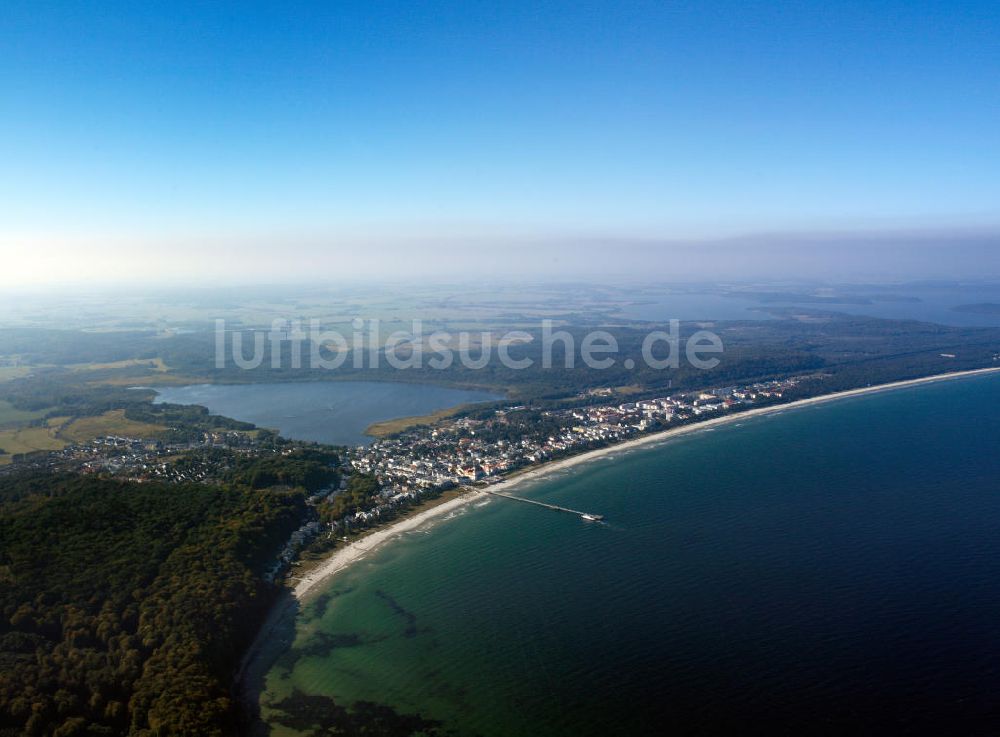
[[0, 474, 307, 737], [223, 447, 339, 492], [171, 446, 341, 493]]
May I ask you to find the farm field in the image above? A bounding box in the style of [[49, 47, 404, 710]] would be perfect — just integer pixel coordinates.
[[0, 411, 166, 464]]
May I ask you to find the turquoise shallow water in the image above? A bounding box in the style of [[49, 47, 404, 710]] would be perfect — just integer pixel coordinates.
[[259, 374, 1000, 735]]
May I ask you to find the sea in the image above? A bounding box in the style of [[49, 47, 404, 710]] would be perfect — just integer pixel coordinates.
[[153, 381, 501, 446], [255, 372, 1000, 735]]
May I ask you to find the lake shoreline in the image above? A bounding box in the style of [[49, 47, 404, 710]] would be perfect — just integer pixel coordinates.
[[153, 380, 503, 446]]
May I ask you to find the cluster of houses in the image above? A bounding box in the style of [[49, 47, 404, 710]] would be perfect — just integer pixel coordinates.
[[264, 518, 324, 583], [349, 377, 805, 501], [0, 429, 269, 483], [334, 487, 422, 530]]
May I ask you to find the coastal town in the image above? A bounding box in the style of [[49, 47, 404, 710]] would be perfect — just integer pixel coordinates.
[[0, 377, 808, 494], [349, 377, 804, 492], [0, 377, 807, 493], [0, 375, 810, 585]]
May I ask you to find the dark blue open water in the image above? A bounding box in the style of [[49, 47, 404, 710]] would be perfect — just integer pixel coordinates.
[[260, 373, 1000, 735]]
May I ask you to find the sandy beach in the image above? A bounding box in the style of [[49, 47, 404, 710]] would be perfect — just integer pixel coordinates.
[[291, 491, 487, 598], [291, 365, 1000, 601]]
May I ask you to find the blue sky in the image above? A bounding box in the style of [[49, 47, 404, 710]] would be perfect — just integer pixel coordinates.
[[2, 1, 999, 283]]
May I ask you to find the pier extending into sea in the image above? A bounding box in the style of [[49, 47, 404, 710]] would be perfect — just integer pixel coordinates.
[[483, 489, 604, 521]]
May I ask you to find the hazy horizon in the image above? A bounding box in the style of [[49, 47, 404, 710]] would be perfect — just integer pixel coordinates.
[[3, 1, 999, 288], [3, 231, 1000, 289]]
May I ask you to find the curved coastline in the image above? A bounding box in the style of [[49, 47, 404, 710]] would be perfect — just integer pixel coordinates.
[[291, 366, 1000, 600]]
